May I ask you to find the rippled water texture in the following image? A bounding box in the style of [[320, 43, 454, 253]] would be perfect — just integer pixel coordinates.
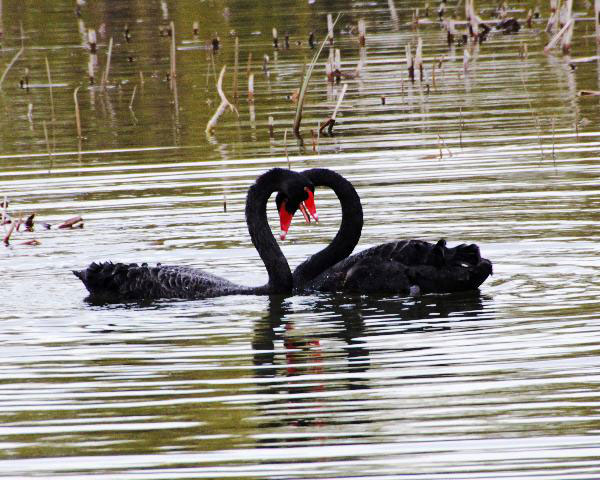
[[1, 0, 600, 478]]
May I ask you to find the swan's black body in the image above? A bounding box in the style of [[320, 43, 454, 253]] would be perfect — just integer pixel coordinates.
[[292, 168, 492, 295], [74, 169, 313, 301]]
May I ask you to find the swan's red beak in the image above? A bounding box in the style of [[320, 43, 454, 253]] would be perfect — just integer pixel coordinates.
[[304, 188, 318, 222], [279, 201, 293, 241]]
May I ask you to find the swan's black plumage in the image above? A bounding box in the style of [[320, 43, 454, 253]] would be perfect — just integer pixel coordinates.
[[74, 168, 314, 301], [292, 168, 492, 295]]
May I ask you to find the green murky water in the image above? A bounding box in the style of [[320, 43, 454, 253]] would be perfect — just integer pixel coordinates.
[[1, 0, 600, 478]]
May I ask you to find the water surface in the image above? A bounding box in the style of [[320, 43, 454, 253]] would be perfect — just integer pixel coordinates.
[[1, 0, 600, 478]]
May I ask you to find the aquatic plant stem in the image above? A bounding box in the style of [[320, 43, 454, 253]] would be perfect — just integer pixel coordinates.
[[293, 13, 342, 136]]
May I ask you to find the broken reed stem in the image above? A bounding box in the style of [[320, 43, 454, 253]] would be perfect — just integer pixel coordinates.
[[129, 85, 137, 109], [268, 115, 274, 139], [327, 13, 334, 44], [73, 86, 82, 139], [45, 57, 55, 122], [169, 21, 176, 90], [232, 36, 239, 102], [101, 37, 113, 88], [331, 82, 348, 121], [0, 46, 24, 89], [544, 18, 574, 53], [206, 65, 238, 133]]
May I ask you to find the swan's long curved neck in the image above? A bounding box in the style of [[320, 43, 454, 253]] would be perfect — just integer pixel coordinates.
[[293, 168, 363, 287], [245, 169, 293, 294]]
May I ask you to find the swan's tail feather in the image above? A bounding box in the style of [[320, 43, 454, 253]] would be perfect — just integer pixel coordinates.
[[73, 261, 151, 300]]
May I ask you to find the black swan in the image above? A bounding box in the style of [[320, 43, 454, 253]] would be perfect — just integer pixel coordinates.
[[282, 168, 492, 295], [74, 168, 317, 301]]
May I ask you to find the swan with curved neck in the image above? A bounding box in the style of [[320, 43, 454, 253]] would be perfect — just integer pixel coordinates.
[[74, 168, 316, 301], [284, 168, 492, 295]]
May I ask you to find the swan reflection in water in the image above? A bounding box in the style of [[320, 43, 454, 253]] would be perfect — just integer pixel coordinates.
[[251, 292, 493, 433]]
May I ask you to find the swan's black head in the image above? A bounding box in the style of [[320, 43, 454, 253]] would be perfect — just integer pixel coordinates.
[[275, 174, 317, 240]]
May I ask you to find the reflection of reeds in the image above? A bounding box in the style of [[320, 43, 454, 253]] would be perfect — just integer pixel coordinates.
[[43, 120, 52, 173], [73, 86, 82, 139], [45, 57, 55, 121], [519, 72, 544, 160]]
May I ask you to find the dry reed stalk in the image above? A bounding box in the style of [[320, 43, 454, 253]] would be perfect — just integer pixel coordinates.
[[327, 14, 334, 44], [139, 71, 145, 86], [405, 44, 414, 81], [463, 48, 470, 71], [268, 115, 274, 139], [415, 37, 423, 81], [272, 27, 278, 49], [101, 37, 113, 88], [88, 28, 97, 53], [358, 19, 366, 46], [246, 52, 252, 76], [320, 82, 348, 134], [206, 65, 238, 133], [45, 57, 55, 121], [293, 13, 342, 135], [193, 21, 199, 37], [129, 85, 137, 109], [169, 21, 176, 90], [311, 129, 317, 152], [73, 86, 82, 139], [0, 46, 24, 89], [544, 18, 574, 53], [248, 73, 254, 102], [232, 36, 239, 102]]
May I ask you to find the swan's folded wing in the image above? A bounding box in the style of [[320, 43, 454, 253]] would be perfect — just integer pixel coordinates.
[[73, 262, 240, 300]]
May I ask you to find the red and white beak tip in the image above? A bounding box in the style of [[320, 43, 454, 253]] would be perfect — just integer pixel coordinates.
[[279, 230, 287, 241]]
